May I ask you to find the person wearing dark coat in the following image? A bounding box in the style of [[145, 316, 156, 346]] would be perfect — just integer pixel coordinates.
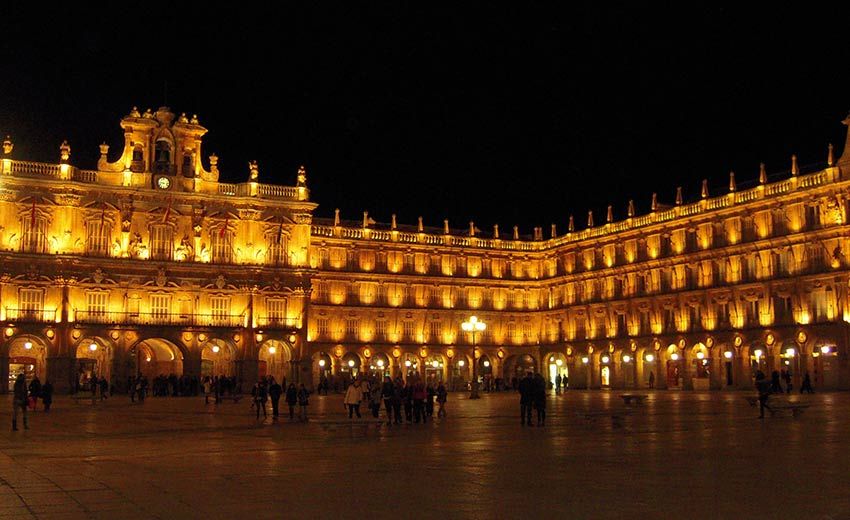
[[41, 381, 53, 412], [28, 377, 42, 409], [381, 376, 395, 425], [285, 383, 298, 419], [518, 372, 535, 426], [12, 374, 28, 430], [268, 378, 283, 419], [533, 373, 547, 426], [755, 371, 772, 419], [800, 372, 815, 394]]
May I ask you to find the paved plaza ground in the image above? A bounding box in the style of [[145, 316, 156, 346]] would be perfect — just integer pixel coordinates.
[[0, 389, 848, 519]]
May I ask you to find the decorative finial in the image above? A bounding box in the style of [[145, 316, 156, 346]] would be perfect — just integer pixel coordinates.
[[130, 106, 140, 118], [391, 214, 397, 230], [178, 112, 189, 123], [59, 140, 71, 163], [493, 224, 500, 239], [143, 108, 153, 118], [296, 165, 307, 187], [701, 179, 708, 199], [587, 210, 594, 228], [791, 154, 799, 176], [99, 142, 109, 159], [513, 225, 519, 240], [828, 143, 834, 166], [334, 209, 340, 226], [759, 162, 767, 184], [248, 160, 259, 181], [651, 193, 658, 211], [551, 223, 557, 238], [606, 205, 613, 223], [729, 171, 736, 192], [418, 216, 424, 232], [444, 219, 450, 234], [190, 114, 199, 125], [627, 200, 635, 217], [2, 136, 12, 156], [363, 211, 370, 228], [568, 215, 575, 232], [675, 187, 682, 205], [469, 221, 475, 237]]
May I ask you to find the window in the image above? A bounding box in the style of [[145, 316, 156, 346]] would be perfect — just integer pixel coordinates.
[[149, 225, 173, 260], [573, 316, 586, 340], [266, 299, 287, 325], [155, 138, 172, 173], [430, 321, 442, 342], [746, 300, 759, 325], [210, 296, 231, 324], [414, 254, 429, 274], [178, 298, 192, 318], [317, 318, 329, 338], [211, 229, 233, 263], [85, 219, 111, 256], [403, 321, 415, 340], [507, 323, 517, 344], [346, 318, 359, 338], [20, 215, 48, 253], [127, 295, 140, 317], [19, 288, 44, 319], [267, 228, 288, 265], [429, 286, 440, 305], [150, 294, 171, 318], [376, 320, 387, 340], [86, 292, 108, 317]]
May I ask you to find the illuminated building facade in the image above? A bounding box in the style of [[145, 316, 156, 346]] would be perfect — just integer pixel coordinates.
[[2, 106, 850, 392]]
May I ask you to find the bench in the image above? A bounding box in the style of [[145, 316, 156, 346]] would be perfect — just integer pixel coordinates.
[[768, 403, 811, 418], [620, 394, 649, 405]]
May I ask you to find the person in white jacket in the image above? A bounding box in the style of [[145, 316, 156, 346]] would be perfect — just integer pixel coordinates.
[[344, 380, 363, 419]]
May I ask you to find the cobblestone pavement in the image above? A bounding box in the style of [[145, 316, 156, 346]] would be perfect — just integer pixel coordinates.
[[0, 390, 848, 519]]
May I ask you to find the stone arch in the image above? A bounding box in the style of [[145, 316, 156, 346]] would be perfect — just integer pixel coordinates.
[[311, 351, 334, 391], [543, 351, 568, 388], [367, 351, 392, 379], [340, 351, 363, 381], [664, 343, 683, 389], [258, 338, 293, 384], [423, 352, 447, 384], [132, 337, 185, 380], [502, 353, 536, 382], [5, 334, 49, 391], [811, 332, 841, 389], [201, 338, 237, 378], [74, 336, 114, 390]]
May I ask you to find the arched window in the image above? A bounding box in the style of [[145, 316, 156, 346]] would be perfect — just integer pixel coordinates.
[[154, 138, 172, 173]]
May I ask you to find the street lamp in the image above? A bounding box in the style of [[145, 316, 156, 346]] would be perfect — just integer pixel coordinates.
[[461, 315, 486, 399]]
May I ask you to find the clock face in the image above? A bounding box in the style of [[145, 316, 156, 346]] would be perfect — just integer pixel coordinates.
[[157, 176, 171, 189]]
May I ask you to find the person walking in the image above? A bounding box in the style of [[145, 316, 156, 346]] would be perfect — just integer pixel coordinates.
[[425, 382, 436, 417], [755, 371, 772, 419], [402, 379, 414, 423], [391, 377, 404, 424], [783, 369, 793, 394], [555, 373, 562, 395], [770, 370, 783, 394], [344, 380, 363, 419], [286, 383, 298, 419], [436, 382, 447, 417], [518, 372, 534, 426], [369, 380, 382, 418], [381, 376, 395, 425], [41, 380, 53, 412], [648, 371, 655, 389], [533, 372, 547, 426], [252, 382, 268, 419], [28, 376, 42, 411], [129, 376, 137, 403], [800, 372, 815, 394], [268, 377, 282, 419], [297, 384, 310, 422], [203, 377, 211, 404], [99, 377, 109, 400], [412, 379, 427, 423], [12, 373, 28, 431]]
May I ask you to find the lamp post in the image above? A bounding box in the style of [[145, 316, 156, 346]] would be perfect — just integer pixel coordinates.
[[461, 315, 486, 399]]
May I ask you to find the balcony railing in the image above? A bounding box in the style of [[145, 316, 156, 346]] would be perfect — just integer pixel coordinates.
[[256, 316, 300, 329], [5, 308, 57, 323], [74, 311, 245, 327]]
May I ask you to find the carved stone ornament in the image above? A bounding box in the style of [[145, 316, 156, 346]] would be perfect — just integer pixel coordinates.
[[215, 274, 226, 290], [271, 277, 282, 291], [93, 268, 105, 284], [155, 267, 167, 287]]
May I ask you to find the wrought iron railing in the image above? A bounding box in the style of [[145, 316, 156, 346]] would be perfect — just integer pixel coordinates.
[[74, 311, 245, 327]]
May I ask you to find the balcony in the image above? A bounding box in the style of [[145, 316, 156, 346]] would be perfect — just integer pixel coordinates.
[[74, 311, 245, 328], [256, 316, 300, 329], [4, 308, 57, 323]]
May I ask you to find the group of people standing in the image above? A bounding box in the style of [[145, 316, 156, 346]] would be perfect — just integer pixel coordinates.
[[248, 376, 311, 421], [517, 372, 548, 426], [10, 374, 54, 431], [344, 375, 448, 425]]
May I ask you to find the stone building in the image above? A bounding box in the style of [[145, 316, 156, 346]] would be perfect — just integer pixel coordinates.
[[2, 106, 850, 393]]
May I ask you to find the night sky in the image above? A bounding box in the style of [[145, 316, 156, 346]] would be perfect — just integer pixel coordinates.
[[2, 4, 849, 236]]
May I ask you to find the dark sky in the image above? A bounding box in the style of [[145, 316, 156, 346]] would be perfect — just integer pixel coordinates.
[[2, 4, 849, 236]]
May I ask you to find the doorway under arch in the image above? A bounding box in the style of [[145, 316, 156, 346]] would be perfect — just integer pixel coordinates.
[[258, 339, 292, 384], [6, 335, 48, 391], [201, 338, 236, 378], [75, 337, 113, 391], [134, 338, 184, 380]]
